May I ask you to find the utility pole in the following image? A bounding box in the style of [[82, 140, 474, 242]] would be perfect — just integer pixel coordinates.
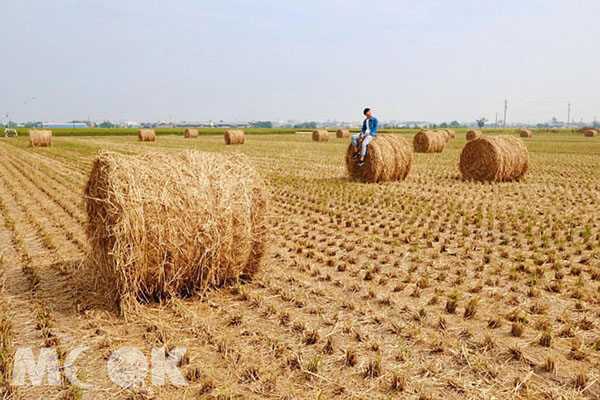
[[502, 99, 508, 133], [567, 102, 571, 129], [494, 112, 498, 130], [594, 115, 597, 129]]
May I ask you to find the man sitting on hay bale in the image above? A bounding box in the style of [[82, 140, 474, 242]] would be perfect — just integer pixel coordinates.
[[351, 108, 379, 166]]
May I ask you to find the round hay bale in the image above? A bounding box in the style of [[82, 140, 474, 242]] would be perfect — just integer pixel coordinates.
[[466, 130, 482, 141], [459, 135, 529, 182], [84, 150, 269, 314], [224, 129, 245, 144], [345, 134, 412, 183], [138, 129, 156, 142], [584, 129, 597, 137], [445, 129, 456, 138], [336, 129, 350, 138], [519, 129, 533, 138], [28, 129, 52, 147], [436, 130, 451, 142], [184, 128, 199, 138], [413, 130, 446, 153], [312, 130, 329, 142]]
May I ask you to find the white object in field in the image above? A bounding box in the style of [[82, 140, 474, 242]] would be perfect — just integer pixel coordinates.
[[3, 128, 17, 137]]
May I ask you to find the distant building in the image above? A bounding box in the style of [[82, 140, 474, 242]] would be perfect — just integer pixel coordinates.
[[123, 121, 140, 129], [44, 122, 88, 129]]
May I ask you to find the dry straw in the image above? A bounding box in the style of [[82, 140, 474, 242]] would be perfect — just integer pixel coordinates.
[[445, 129, 456, 138], [312, 130, 329, 141], [138, 129, 156, 142], [84, 150, 269, 314], [184, 128, 199, 138], [346, 134, 412, 183], [584, 129, 597, 137], [460, 135, 529, 182], [466, 130, 482, 141], [28, 129, 52, 147], [437, 130, 451, 142], [519, 129, 533, 138], [336, 129, 350, 138], [413, 130, 446, 153], [224, 129, 245, 144]]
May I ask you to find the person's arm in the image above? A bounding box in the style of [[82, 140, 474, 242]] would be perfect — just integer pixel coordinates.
[[370, 118, 379, 136], [361, 119, 366, 136]]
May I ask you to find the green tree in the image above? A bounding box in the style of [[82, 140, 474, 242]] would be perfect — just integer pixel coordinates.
[[249, 121, 272, 129], [476, 117, 488, 129], [449, 120, 461, 128], [99, 121, 114, 128]]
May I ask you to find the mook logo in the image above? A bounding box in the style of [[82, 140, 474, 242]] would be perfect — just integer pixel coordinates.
[[11, 347, 188, 388]]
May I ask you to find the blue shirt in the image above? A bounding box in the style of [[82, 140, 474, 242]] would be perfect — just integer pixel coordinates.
[[361, 117, 379, 136]]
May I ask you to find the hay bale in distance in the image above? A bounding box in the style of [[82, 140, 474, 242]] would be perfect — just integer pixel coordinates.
[[84, 150, 269, 314], [459, 135, 529, 182], [466, 130, 482, 141], [584, 129, 597, 137], [312, 130, 329, 142], [413, 130, 446, 153], [436, 130, 451, 142], [336, 129, 350, 138], [28, 129, 52, 147], [519, 129, 533, 138], [445, 129, 456, 138], [224, 129, 245, 144], [138, 129, 156, 142], [346, 134, 412, 183], [184, 128, 199, 138]]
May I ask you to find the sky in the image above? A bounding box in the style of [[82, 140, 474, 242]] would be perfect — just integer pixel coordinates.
[[1, 0, 599, 124]]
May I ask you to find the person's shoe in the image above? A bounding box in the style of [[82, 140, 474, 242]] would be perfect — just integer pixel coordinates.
[[352, 152, 360, 159], [357, 159, 365, 166]]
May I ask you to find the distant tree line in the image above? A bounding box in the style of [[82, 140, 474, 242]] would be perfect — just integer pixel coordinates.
[[249, 121, 273, 129], [293, 122, 318, 129]]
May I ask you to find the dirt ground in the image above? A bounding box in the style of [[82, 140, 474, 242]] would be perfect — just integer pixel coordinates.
[[0, 132, 598, 399]]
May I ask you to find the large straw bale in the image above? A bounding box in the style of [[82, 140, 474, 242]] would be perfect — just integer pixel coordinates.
[[184, 128, 199, 138], [336, 129, 350, 138], [28, 129, 52, 147], [413, 130, 446, 153], [584, 129, 597, 137], [224, 129, 245, 144], [84, 150, 269, 313], [312, 130, 329, 142], [346, 134, 412, 183], [459, 135, 529, 182], [519, 129, 533, 138], [466, 130, 482, 140], [138, 129, 156, 142]]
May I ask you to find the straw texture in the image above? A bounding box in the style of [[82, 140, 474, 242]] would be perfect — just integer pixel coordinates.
[[312, 130, 329, 142], [346, 134, 412, 183], [28, 129, 52, 147], [84, 150, 269, 314], [224, 130, 245, 144], [413, 130, 446, 153], [138, 129, 156, 142], [336, 129, 350, 138], [460, 135, 529, 182], [519, 130, 533, 138], [584, 129, 597, 137], [184, 128, 199, 138], [466, 130, 482, 141]]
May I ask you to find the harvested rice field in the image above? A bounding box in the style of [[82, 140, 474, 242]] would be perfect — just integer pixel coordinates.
[[0, 131, 599, 399]]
